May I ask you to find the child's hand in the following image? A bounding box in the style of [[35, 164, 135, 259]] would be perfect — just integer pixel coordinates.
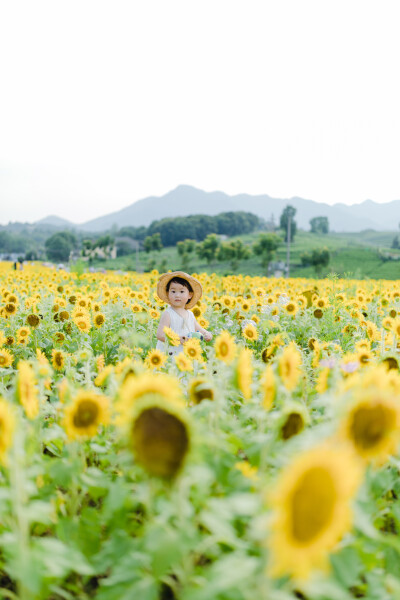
[[204, 331, 213, 342]]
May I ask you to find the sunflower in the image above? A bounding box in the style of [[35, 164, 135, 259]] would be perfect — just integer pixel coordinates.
[[313, 308, 323, 319], [278, 344, 302, 391], [93, 313, 105, 328], [63, 390, 110, 440], [242, 323, 258, 342], [74, 316, 91, 333], [183, 338, 203, 362], [267, 443, 362, 580], [188, 377, 214, 404], [4, 303, 17, 317], [52, 349, 66, 371], [0, 398, 15, 465], [127, 393, 190, 479], [145, 349, 167, 370], [117, 373, 184, 420], [339, 387, 400, 464], [381, 356, 399, 371], [163, 326, 181, 347], [26, 313, 40, 328], [214, 331, 236, 364], [392, 317, 400, 338], [0, 349, 13, 368], [235, 348, 253, 400], [175, 352, 193, 372], [16, 361, 39, 419], [279, 403, 308, 440], [59, 310, 70, 322], [235, 461, 259, 482], [285, 301, 299, 316], [261, 366, 276, 410], [355, 349, 374, 367]]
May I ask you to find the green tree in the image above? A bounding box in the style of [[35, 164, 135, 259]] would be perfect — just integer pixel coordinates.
[[45, 231, 77, 263], [217, 239, 251, 271], [196, 234, 221, 265], [310, 216, 329, 234], [252, 233, 282, 273], [280, 206, 297, 242], [143, 233, 163, 254], [177, 239, 196, 271], [310, 247, 330, 275]]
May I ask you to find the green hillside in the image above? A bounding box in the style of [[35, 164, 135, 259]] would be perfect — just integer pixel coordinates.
[[90, 229, 400, 280]]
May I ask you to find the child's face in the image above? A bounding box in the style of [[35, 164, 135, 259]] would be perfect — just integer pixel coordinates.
[[168, 282, 193, 308]]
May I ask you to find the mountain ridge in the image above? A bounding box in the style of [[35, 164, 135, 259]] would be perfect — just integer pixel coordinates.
[[32, 185, 400, 233]]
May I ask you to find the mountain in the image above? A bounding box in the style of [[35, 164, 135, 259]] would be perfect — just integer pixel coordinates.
[[36, 186, 400, 232], [35, 215, 76, 228]]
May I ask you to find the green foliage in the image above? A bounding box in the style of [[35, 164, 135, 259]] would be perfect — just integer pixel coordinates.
[[177, 239, 197, 271], [310, 216, 329, 234], [253, 233, 282, 272], [196, 234, 221, 265], [279, 205, 297, 242], [45, 231, 77, 262], [144, 233, 163, 254], [217, 239, 251, 271], [302, 247, 331, 275]]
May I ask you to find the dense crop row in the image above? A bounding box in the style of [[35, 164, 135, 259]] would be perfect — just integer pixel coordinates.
[[1, 262, 400, 599]]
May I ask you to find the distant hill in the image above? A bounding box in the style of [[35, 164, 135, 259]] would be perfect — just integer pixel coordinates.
[[35, 215, 75, 228], [34, 185, 400, 233]]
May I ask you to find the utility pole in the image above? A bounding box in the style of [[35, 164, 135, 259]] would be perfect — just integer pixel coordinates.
[[286, 212, 291, 278]]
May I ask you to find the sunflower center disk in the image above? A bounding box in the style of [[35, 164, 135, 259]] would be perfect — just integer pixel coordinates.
[[73, 401, 99, 428], [290, 467, 336, 544], [132, 408, 189, 478], [350, 405, 392, 450]]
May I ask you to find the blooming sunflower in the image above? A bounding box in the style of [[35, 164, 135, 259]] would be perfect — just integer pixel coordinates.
[[183, 338, 203, 362], [145, 349, 167, 370], [242, 323, 258, 342], [117, 373, 184, 421], [0, 398, 16, 465], [267, 443, 362, 580], [188, 377, 214, 404], [214, 331, 236, 364], [26, 313, 40, 328], [127, 393, 190, 479], [52, 349, 66, 371], [285, 301, 299, 316], [0, 349, 13, 368], [175, 352, 193, 372], [74, 316, 91, 333], [235, 347, 253, 400], [163, 326, 181, 347], [16, 361, 39, 419], [339, 386, 400, 464], [93, 313, 106, 328], [278, 344, 302, 391], [63, 390, 110, 440]]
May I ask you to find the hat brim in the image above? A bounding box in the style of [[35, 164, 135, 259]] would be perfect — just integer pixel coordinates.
[[157, 271, 202, 309]]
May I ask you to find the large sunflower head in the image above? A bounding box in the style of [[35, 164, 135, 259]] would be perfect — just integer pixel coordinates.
[[214, 331, 237, 364], [183, 338, 203, 362], [63, 390, 110, 440], [338, 386, 400, 464], [267, 443, 362, 580], [0, 349, 14, 369], [117, 373, 184, 422], [127, 393, 191, 479]]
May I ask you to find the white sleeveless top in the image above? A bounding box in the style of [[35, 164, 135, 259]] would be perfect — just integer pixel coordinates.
[[156, 306, 197, 356]]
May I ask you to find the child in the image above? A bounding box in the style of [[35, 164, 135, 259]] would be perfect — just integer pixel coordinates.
[[156, 271, 213, 355]]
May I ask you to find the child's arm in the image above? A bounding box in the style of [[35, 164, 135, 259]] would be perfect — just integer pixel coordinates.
[[156, 311, 171, 342], [195, 319, 213, 341]]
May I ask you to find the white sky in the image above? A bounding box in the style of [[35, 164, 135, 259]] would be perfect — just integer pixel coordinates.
[[1, 0, 400, 225]]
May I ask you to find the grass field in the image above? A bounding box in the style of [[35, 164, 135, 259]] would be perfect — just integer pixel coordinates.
[[89, 229, 400, 280]]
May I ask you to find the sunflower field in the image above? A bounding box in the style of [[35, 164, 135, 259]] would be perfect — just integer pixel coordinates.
[[2, 263, 400, 599]]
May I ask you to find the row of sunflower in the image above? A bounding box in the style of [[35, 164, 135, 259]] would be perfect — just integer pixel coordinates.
[[1, 263, 400, 598]]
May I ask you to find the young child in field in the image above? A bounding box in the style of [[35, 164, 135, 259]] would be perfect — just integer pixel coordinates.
[[156, 271, 213, 356]]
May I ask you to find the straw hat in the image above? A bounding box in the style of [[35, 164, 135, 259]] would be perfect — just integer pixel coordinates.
[[157, 271, 202, 309]]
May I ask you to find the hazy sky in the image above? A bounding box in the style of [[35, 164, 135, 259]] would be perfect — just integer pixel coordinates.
[[1, 0, 400, 225]]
